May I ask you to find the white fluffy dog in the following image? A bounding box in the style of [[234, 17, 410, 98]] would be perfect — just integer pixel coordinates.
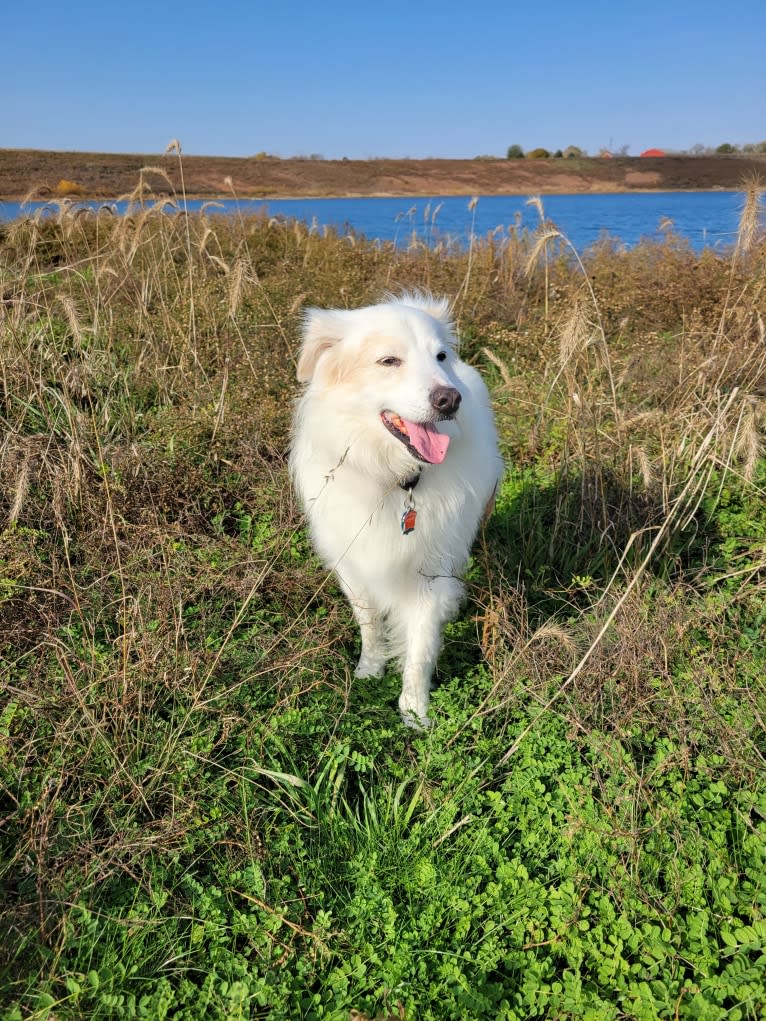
[[289, 294, 501, 728]]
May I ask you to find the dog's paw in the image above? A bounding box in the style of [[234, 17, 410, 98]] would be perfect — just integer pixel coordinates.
[[354, 656, 386, 679], [400, 709, 432, 732], [398, 694, 432, 731]]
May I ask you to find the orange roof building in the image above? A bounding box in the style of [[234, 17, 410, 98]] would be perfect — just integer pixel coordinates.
[[640, 148, 666, 157]]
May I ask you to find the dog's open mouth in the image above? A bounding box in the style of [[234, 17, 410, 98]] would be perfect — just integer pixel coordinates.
[[381, 411, 450, 464]]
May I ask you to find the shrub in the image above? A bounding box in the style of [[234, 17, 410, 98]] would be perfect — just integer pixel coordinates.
[[526, 147, 551, 159], [506, 144, 524, 159], [54, 178, 86, 196]]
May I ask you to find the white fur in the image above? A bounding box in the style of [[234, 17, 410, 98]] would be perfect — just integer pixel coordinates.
[[289, 294, 502, 728]]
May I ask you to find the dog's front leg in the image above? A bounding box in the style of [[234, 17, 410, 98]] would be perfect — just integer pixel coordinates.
[[398, 661, 434, 730], [355, 611, 387, 678], [398, 580, 462, 729], [399, 619, 441, 729], [344, 589, 388, 679]]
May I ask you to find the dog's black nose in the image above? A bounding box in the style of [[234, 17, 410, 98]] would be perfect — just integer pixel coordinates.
[[430, 386, 462, 416]]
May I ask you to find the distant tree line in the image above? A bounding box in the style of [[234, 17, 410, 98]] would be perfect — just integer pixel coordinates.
[[505, 145, 585, 159], [247, 142, 766, 162], [503, 140, 766, 159], [708, 141, 766, 154]]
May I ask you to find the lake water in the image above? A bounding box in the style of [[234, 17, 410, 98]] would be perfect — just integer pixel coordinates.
[[0, 191, 753, 253]]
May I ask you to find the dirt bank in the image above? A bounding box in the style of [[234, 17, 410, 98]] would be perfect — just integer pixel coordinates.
[[1, 149, 764, 201]]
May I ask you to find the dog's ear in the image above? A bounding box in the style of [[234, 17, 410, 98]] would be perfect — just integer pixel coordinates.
[[296, 308, 345, 383], [394, 292, 454, 330]]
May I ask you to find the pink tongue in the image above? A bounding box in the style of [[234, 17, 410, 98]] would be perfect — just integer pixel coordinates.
[[403, 418, 450, 463]]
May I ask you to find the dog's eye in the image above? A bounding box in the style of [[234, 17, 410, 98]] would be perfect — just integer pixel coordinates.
[[436, 351, 447, 362], [378, 356, 402, 367]]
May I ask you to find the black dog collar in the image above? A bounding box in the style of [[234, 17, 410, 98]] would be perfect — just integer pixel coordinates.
[[398, 468, 423, 492]]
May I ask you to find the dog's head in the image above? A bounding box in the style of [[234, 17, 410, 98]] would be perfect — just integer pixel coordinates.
[[296, 293, 464, 466]]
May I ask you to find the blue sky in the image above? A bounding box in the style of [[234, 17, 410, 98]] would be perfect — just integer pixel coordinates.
[[3, 0, 764, 158]]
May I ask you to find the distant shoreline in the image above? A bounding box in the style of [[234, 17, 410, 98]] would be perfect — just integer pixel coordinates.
[[0, 188, 743, 206], [1, 149, 764, 202]]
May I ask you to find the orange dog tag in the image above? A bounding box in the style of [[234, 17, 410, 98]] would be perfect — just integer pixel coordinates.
[[401, 507, 417, 534]]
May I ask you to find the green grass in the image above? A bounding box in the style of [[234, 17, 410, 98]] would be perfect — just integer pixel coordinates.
[[1, 179, 765, 1019]]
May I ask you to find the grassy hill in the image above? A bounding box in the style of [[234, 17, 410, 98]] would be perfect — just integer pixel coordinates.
[[1, 148, 766, 200]]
